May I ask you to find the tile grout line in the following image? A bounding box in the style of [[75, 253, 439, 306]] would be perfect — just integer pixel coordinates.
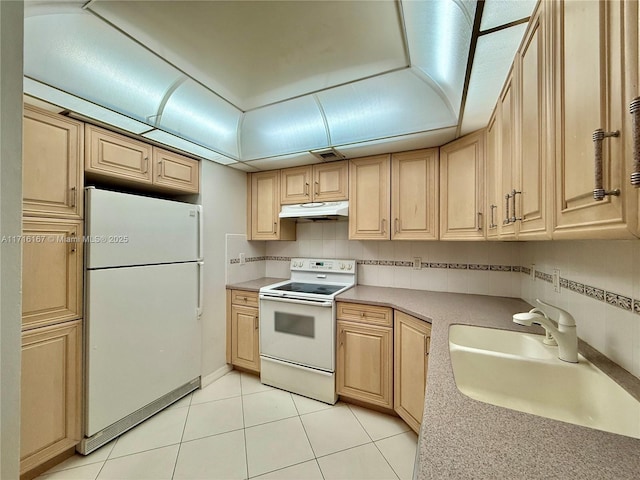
[[345, 404, 402, 480], [240, 373, 250, 480], [169, 396, 192, 479]]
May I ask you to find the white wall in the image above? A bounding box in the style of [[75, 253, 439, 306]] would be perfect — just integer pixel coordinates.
[[0, 1, 23, 477], [199, 161, 247, 377], [520, 240, 640, 379], [263, 221, 521, 297]]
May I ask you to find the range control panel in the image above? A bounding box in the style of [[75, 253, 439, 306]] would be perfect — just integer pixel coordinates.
[[290, 258, 356, 273]]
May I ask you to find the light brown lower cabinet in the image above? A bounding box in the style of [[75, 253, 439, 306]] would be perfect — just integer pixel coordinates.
[[394, 311, 431, 433], [21, 320, 82, 476], [228, 289, 260, 373], [336, 302, 393, 409]]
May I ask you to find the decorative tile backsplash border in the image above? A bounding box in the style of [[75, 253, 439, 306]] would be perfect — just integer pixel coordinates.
[[227, 254, 639, 316], [521, 267, 638, 315]]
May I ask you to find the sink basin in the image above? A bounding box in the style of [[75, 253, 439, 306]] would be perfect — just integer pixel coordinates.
[[449, 324, 556, 359], [449, 325, 640, 439]]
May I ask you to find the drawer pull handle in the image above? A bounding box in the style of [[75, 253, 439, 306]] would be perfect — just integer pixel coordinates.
[[425, 335, 431, 356], [592, 128, 621, 200], [142, 156, 149, 174], [305, 182, 310, 196], [254, 316, 259, 330], [477, 212, 482, 231], [630, 97, 640, 187], [70, 187, 77, 208], [503, 193, 511, 225], [510, 190, 522, 223], [489, 204, 497, 229]]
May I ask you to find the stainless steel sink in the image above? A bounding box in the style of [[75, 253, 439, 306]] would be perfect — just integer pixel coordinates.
[[449, 325, 640, 439]]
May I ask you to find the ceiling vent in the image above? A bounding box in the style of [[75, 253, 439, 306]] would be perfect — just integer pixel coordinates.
[[310, 148, 345, 162]]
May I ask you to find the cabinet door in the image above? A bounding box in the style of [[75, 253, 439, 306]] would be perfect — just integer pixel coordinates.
[[439, 130, 485, 240], [153, 148, 200, 193], [280, 166, 312, 204], [552, 0, 631, 238], [231, 305, 260, 372], [251, 171, 280, 240], [485, 111, 500, 239], [85, 124, 153, 184], [336, 320, 392, 408], [518, 4, 551, 239], [23, 105, 83, 219], [394, 311, 430, 434], [391, 149, 439, 240], [349, 155, 390, 240], [22, 219, 83, 330], [498, 72, 518, 239], [21, 320, 82, 475], [313, 160, 348, 202]]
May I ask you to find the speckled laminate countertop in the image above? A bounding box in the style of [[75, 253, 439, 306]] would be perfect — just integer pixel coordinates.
[[226, 277, 286, 291], [336, 285, 640, 480]]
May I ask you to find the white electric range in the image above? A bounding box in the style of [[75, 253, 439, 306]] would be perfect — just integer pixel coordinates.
[[259, 258, 356, 404]]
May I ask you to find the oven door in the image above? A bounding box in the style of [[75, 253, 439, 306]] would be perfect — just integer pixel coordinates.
[[259, 295, 335, 372]]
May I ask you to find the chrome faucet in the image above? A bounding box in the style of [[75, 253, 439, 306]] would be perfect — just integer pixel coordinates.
[[513, 299, 578, 363]]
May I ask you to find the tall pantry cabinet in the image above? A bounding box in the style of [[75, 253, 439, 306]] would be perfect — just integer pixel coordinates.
[[20, 105, 84, 477]]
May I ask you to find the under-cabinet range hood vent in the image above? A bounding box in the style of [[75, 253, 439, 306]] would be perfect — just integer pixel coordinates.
[[279, 201, 349, 221], [310, 148, 345, 162]]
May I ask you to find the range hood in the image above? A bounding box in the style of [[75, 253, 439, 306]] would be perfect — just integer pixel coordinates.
[[279, 201, 349, 221]]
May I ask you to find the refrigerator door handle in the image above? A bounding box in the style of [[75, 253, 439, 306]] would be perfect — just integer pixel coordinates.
[[196, 205, 204, 262], [197, 261, 204, 318]]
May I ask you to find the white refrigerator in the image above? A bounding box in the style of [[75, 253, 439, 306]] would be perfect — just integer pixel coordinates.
[[80, 187, 203, 454]]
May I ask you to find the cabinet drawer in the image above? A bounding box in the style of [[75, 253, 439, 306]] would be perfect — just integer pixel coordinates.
[[336, 302, 392, 327], [231, 290, 259, 308]]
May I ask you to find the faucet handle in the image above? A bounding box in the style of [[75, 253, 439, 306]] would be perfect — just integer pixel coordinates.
[[536, 299, 576, 327]]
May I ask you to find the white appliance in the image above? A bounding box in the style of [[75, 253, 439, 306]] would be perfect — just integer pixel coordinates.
[[79, 187, 203, 455], [279, 201, 349, 220], [259, 258, 356, 404]]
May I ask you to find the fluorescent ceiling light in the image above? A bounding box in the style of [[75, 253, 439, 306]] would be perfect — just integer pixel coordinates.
[[24, 77, 151, 134], [480, 0, 537, 31], [143, 129, 237, 165]]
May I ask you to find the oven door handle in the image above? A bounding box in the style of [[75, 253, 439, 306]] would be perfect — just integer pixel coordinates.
[[259, 295, 333, 308]]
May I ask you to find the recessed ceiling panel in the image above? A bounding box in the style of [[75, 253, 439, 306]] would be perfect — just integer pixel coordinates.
[[23, 12, 182, 124], [480, 0, 537, 31], [240, 95, 329, 161], [461, 24, 528, 135], [158, 79, 242, 159], [318, 69, 457, 146], [90, 0, 408, 110], [403, 0, 476, 114]]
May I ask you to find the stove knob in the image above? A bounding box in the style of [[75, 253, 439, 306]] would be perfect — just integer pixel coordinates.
[[340, 263, 345, 270], [347, 264, 353, 270]]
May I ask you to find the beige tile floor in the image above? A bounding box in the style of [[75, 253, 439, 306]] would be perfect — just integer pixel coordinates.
[[38, 370, 418, 480]]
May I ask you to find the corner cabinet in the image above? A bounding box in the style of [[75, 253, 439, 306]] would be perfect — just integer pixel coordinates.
[[247, 170, 296, 241], [394, 311, 430, 434], [391, 149, 439, 240], [439, 130, 485, 240], [23, 105, 84, 219], [348, 155, 391, 240], [280, 161, 348, 204], [336, 302, 393, 409], [20, 320, 82, 475]]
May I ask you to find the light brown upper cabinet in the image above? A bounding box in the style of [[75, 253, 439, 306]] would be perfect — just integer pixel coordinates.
[[349, 155, 390, 240], [439, 130, 485, 240], [85, 125, 200, 194], [153, 147, 200, 193], [394, 311, 430, 434], [391, 149, 439, 240], [497, 70, 517, 240], [485, 110, 500, 239], [550, 0, 634, 238], [20, 320, 82, 475], [248, 170, 296, 241], [23, 105, 84, 219], [85, 124, 153, 185], [22, 218, 83, 330], [516, 2, 551, 239], [280, 160, 348, 204]]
